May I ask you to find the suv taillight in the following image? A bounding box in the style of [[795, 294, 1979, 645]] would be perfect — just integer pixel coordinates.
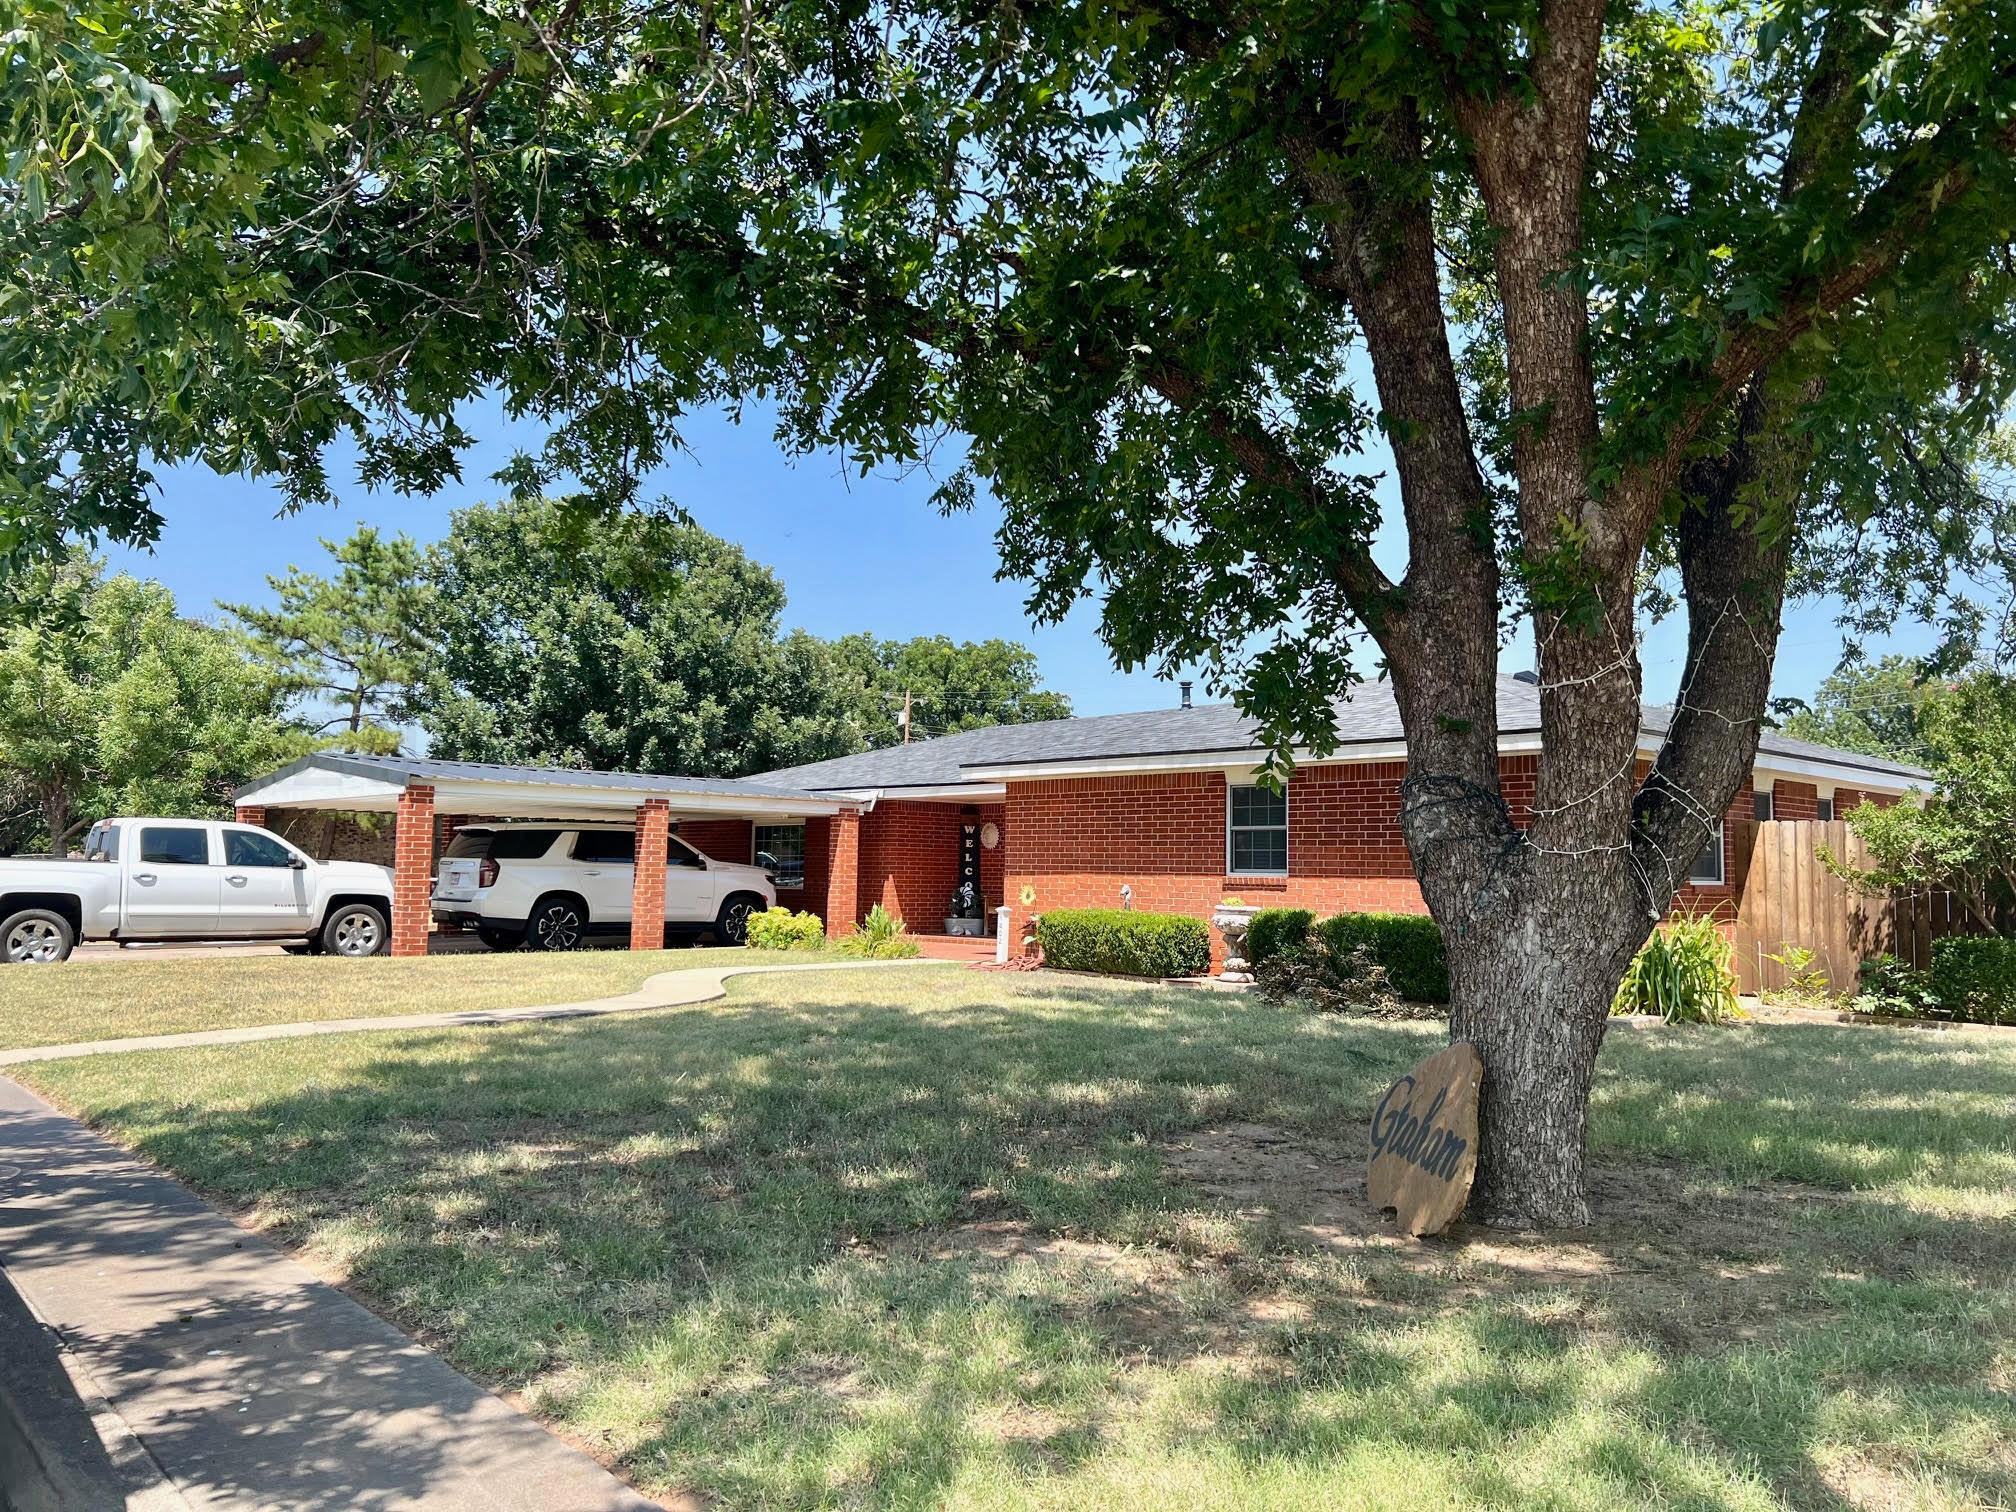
[[478, 858, 499, 888]]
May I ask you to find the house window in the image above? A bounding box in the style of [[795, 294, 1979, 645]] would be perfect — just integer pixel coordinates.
[[1816, 797, 1834, 822], [1686, 821, 1725, 886], [754, 823, 806, 889], [1227, 784, 1288, 875], [1753, 791, 1773, 822]]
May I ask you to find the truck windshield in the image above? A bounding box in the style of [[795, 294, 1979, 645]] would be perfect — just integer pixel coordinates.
[[84, 824, 118, 862]]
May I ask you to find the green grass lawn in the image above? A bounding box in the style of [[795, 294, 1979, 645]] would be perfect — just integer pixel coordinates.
[[0, 946, 809, 1051], [17, 970, 2016, 1510]]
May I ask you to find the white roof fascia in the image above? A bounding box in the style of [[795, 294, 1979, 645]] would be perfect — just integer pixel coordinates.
[[235, 767, 408, 809]]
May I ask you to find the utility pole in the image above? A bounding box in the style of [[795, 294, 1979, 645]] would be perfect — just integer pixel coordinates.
[[901, 689, 912, 744]]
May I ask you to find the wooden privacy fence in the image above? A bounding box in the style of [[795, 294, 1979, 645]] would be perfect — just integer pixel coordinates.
[[1729, 820, 1973, 995]]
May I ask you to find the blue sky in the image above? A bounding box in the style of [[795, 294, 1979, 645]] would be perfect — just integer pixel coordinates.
[[108, 392, 1939, 721]]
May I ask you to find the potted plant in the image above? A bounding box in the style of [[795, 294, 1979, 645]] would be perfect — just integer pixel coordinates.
[[1211, 896, 1262, 983], [942, 880, 986, 936]]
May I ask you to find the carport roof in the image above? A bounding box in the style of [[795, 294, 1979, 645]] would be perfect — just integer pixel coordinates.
[[235, 751, 848, 819]]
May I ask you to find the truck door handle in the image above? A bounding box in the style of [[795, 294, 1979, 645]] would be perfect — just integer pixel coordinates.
[[135, 873, 157, 885], [226, 875, 248, 886], [583, 869, 602, 877]]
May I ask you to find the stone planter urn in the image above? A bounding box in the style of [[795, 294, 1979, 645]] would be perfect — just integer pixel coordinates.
[[1211, 903, 1262, 984]]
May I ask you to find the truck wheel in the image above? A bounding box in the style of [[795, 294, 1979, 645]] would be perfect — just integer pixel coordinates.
[[322, 903, 390, 958], [714, 893, 763, 947], [527, 895, 588, 951], [1, 908, 75, 965], [478, 925, 523, 951]]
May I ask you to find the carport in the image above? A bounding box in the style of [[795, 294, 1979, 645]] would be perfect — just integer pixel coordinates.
[[232, 753, 862, 957]]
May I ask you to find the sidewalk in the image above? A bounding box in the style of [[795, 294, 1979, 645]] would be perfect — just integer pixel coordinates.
[[0, 1075, 671, 1510]]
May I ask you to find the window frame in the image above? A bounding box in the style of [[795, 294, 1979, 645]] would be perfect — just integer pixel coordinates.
[[752, 822, 807, 889], [1225, 782, 1289, 877], [570, 829, 637, 865], [222, 827, 303, 869], [667, 834, 708, 869], [139, 825, 213, 867], [1816, 796, 1835, 822], [1753, 790, 1773, 822], [1686, 820, 1726, 887]]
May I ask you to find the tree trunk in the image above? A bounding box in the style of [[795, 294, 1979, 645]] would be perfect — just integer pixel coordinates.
[[40, 787, 69, 858], [1440, 868, 1646, 1227]]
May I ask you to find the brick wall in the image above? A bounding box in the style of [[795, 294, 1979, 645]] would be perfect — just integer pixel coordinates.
[[268, 810, 398, 865], [1771, 779, 1820, 821], [679, 819, 754, 869], [1836, 788, 1899, 815], [1001, 768, 1434, 969]]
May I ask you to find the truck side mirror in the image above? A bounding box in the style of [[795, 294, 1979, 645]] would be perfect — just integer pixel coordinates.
[[289, 856, 308, 870]]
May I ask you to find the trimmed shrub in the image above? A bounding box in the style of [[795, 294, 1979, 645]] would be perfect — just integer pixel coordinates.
[[1612, 913, 1741, 1024], [747, 907, 826, 951], [836, 902, 920, 960], [1038, 908, 1212, 978], [1246, 908, 1314, 966], [1928, 936, 2016, 1025], [1313, 912, 1450, 1004]]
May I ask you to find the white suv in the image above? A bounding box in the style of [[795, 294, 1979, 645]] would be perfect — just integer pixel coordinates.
[[431, 823, 777, 951]]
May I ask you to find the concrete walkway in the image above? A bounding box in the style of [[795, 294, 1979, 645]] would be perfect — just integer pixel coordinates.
[[0, 1075, 671, 1510], [0, 958, 949, 1067]]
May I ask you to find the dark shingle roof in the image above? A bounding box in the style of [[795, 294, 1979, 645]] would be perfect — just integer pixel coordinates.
[[755, 676, 1930, 790]]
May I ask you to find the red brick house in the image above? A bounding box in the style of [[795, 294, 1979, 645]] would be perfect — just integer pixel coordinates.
[[749, 675, 1924, 962], [237, 675, 1926, 960]]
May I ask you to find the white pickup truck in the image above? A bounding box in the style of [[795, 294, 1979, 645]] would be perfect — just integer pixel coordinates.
[[0, 818, 397, 965]]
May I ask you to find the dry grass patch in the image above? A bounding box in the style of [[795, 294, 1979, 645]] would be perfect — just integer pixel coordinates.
[[16, 968, 2016, 1511]]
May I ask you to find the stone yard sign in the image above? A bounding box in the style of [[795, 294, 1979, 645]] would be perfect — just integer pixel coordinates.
[[1367, 1041, 1484, 1237]]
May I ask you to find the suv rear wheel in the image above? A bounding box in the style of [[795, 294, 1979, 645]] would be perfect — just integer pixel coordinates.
[[528, 895, 589, 951]]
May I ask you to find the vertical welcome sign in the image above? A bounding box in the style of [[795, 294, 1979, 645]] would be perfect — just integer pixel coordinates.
[[1367, 1042, 1483, 1236]]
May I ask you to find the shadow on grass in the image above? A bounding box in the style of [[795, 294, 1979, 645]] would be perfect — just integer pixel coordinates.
[[23, 982, 2016, 1510]]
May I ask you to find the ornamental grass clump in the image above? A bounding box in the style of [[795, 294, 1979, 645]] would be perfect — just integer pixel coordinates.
[[837, 903, 920, 959], [1612, 912, 1742, 1024]]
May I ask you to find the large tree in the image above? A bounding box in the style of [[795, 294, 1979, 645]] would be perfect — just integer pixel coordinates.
[[831, 634, 1072, 745], [0, 565, 308, 850], [418, 497, 873, 774], [221, 526, 434, 753], [8, 0, 2016, 1222], [1778, 655, 1940, 764]]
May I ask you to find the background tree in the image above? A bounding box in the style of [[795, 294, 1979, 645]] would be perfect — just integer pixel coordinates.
[[1834, 672, 2016, 929], [1779, 656, 1943, 764], [831, 635, 1073, 746], [0, 564, 307, 850], [417, 498, 873, 774], [9, 0, 2016, 1223], [222, 526, 434, 753]]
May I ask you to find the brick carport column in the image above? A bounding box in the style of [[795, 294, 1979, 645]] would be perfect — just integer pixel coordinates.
[[233, 805, 267, 827], [391, 783, 435, 957], [823, 809, 862, 939], [631, 799, 671, 951]]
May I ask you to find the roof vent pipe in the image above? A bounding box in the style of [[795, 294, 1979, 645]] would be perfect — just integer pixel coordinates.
[[1179, 681, 1193, 709]]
